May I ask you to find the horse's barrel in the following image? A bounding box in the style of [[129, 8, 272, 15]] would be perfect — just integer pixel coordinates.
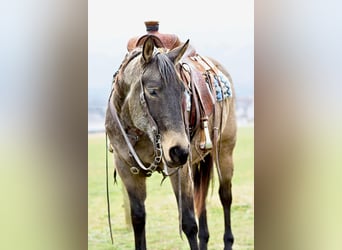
[[127, 21, 181, 51]]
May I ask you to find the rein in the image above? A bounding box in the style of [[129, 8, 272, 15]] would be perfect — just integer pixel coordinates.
[[105, 133, 114, 244]]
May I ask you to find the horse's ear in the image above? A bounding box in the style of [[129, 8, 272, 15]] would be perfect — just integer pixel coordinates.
[[142, 36, 155, 63], [167, 39, 190, 64]]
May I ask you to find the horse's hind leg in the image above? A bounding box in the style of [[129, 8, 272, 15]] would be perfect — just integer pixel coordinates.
[[170, 166, 199, 250], [115, 158, 147, 250], [218, 139, 235, 250], [198, 207, 209, 250]]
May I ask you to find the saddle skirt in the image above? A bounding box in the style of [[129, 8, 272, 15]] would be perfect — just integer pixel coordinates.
[[178, 54, 232, 139]]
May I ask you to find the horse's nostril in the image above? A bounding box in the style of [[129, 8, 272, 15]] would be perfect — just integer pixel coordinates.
[[169, 146, 189, 165]]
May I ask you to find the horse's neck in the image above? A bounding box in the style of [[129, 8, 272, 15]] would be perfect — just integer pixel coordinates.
[[120, 104, 134, 129], [111, 79, 132, 128]]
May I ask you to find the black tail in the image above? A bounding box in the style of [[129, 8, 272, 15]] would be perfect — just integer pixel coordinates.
[[193, 154, 213, 216]]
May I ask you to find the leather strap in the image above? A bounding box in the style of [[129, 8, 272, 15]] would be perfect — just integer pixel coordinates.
[[196, 55, 219, 75], [197, 55, 225, 181], [105, 133, 114, 244], [179, 62, 201, 136], [108, 97, 153, 172]]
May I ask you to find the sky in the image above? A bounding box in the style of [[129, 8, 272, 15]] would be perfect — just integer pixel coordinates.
[[88, 0, 254, 106]]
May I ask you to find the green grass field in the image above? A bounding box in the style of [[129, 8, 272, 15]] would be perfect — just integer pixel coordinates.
[[88, 126, 254, 249]]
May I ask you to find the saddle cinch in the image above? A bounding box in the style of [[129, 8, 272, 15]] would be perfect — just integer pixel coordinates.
[[128, 21, 232, 150]]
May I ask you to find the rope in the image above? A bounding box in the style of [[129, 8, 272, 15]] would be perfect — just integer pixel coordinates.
[[105, 133, 114, 244], [178, 168, 183, 240]]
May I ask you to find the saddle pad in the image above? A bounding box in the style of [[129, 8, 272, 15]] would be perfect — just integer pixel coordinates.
[[190, 55, 232, 102], [212, 71, 233, 101]]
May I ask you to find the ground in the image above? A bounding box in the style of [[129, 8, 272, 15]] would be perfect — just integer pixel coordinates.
[[88, 126, 254, 249]]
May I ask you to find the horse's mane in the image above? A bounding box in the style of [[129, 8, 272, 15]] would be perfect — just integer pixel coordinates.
[[117, 50, 142, 79], [112, 50, 142, 111]]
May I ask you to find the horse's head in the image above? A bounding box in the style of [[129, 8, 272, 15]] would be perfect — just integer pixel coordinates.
[[118, 36, 190, 167]]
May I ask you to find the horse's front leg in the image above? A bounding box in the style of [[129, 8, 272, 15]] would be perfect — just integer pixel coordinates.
[[170, 166, 199, 250], [115, 158, 147, 250], [128, 187, 147, 250]]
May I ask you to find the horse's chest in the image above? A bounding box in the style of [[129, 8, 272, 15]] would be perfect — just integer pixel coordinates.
[[134, 139, 155, 164]]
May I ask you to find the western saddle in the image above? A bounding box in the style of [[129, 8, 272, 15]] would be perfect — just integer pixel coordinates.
[[127, 21, 232, 151]]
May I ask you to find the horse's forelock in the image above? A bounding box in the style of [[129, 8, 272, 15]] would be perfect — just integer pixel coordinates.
[[155, 53, 180, 85], [119, 49, 181, 88]]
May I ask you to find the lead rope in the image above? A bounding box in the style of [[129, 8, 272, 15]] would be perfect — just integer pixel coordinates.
[[105, 133, 114, 244], [178, 168, 183, 239]]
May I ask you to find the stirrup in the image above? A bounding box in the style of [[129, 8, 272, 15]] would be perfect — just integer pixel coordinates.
[[199, 117, 213, 150]]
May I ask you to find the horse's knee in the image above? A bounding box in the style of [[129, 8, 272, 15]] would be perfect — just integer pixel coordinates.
[[131, 207, 145, 225], [182, 220, 197, 236], [182, 210, 198, 236], [129, 196, 146, 230]]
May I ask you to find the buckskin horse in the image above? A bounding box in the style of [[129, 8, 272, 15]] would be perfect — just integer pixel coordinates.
[[105, 22, 236, 250]]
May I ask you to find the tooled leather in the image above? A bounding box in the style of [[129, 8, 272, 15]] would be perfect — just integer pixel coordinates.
[[127, 31, 181, 51]]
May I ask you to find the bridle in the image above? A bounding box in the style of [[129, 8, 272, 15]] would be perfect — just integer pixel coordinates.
[[108, 71, 163, 177], [107, 50, 183, 177]]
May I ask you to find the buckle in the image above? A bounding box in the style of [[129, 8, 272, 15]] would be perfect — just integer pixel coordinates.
[[130, 167, 139, 175], [155, 155, 162, 163], [149, 164, 157, 172]]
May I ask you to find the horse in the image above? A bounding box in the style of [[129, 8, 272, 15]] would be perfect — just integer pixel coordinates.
[[105, 35, 237, 250]]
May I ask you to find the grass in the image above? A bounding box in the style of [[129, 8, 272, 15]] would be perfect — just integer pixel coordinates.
[[88, 126, 254, 249]]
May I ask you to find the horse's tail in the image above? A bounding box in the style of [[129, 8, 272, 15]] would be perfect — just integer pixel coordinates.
[[193, 154, 213, 216]]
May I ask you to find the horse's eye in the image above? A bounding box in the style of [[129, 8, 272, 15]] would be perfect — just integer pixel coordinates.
[[146, 87, 158, 97]]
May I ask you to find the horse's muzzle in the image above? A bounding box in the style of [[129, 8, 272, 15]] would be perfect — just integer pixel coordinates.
[[169, 145, 189, 166]]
